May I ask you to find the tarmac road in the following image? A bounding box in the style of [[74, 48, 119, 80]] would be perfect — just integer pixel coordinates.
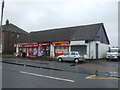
[[2, 58, 119, 88]]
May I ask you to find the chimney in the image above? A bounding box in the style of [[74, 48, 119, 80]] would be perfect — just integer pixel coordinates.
[[6, 19, 9, 25]]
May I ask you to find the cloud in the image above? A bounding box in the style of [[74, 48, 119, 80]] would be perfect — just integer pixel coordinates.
[[1, 0, 118, 46]]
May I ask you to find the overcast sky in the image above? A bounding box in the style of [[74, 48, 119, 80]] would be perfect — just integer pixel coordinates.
[[1, 0, 119, 46]]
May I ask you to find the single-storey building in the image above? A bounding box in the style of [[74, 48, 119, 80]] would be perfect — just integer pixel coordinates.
[[15, 23, 110, 59]]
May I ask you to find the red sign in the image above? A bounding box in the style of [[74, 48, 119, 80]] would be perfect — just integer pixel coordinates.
[[55, 53, 64, 56], [18, 43, 38, 47], [52, 42, 69, 46], [39, 43, 50, 46]]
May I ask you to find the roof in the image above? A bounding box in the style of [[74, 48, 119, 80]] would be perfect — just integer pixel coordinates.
[[29, 23, 104, 42], [0, 23, 28, 34]]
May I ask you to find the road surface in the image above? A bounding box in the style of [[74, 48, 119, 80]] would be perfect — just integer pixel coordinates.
[[2, 58, 119, 88]]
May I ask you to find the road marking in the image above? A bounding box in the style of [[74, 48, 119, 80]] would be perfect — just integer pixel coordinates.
[[0, 67, 2, 69], [89, 77, 119, 79], [20, 71, 75, 83], [86, 75, 119, 79], [86, 75, 96, 79]]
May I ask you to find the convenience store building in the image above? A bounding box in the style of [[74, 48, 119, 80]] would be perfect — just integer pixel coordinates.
[[15, 23, 110, 59]]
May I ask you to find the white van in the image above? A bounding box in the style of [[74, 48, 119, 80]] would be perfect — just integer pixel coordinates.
[[106, 47, 119, 61]]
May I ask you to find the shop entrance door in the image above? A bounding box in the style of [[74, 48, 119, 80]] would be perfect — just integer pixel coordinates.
[[42, 45, 50, 56]]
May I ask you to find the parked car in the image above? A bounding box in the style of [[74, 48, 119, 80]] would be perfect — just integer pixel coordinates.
[[106, 47, 120, 61], [57, 51, 84, 63]]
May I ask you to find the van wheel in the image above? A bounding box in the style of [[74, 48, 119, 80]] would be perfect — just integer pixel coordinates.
[[74, 59, 79, 63], [58, 58, 62, 62]]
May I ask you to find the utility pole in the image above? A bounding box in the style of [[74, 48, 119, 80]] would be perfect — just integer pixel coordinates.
[[0, 0, 4, 53], [1, 0, 4, 25]]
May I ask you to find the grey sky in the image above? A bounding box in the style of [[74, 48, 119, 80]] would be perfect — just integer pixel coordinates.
[[1, 0, 119, 46]]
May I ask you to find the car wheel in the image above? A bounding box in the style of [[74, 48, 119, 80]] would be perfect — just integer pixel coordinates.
[[58, 58, 62, 62], [74, 58, 79, 63]]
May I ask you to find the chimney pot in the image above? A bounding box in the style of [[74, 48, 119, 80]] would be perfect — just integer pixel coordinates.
[[6, 19, 9, 25]]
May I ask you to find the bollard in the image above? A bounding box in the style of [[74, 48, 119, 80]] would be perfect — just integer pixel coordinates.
[[95, 70, 98, 76]]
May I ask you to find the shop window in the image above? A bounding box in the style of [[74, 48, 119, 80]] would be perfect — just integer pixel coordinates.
[[55, 46, 69, 54]]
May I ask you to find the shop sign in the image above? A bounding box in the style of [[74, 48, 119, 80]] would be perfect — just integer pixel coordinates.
[[52, 41, 69, 46], [39, 43, 50, 46], [70, 41, 85, 45], [18, 43, 39, 47]]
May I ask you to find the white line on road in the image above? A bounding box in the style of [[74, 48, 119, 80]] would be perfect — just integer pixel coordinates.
[[20, 71, 75, 83], [0, 67, 2, 69]]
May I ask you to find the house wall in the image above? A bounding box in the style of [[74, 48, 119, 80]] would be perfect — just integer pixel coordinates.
[[2, 31, 27, 54]]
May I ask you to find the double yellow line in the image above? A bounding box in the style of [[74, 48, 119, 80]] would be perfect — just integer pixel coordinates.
[[86, 75, 119, 79]]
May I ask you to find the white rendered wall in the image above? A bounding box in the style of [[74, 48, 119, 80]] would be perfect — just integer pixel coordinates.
[[87, 41, 109, 59], [50, 44, 54, 58], [89, 41, 96, 59], [98, 43, 109, 58]]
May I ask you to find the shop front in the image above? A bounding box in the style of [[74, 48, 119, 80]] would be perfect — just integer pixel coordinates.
[[38, 43, 50, 56], [16, 43, 39, 57], [52, 41, 70, 57], [15, 42, 50, 57]]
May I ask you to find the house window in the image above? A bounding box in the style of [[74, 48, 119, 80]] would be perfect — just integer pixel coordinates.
[[17, 34, 20, 39]]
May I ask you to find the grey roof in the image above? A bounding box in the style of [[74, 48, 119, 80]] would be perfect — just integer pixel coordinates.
[[29, 23, 105, 42], [0, 23, 28, 34]]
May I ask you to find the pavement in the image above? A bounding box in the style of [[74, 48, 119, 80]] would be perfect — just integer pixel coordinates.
[[2, 57, 119, 77]]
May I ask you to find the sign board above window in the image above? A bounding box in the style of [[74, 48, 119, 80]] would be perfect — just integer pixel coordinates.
[[70, 41, 85, 45], [52, 41, 69, 46]]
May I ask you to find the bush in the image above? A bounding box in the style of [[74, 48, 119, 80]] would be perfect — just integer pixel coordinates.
[[2, 54, 15, 58]]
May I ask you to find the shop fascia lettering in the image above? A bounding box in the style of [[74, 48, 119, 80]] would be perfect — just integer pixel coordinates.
[[16, 43, 50, 47], [70, 41, 85, 45], [52, 41, 69, 46]]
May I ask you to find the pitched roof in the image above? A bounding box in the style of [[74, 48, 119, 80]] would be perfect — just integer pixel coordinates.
[[0, 23, 28, 34], [29, 23, 104, 42]]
